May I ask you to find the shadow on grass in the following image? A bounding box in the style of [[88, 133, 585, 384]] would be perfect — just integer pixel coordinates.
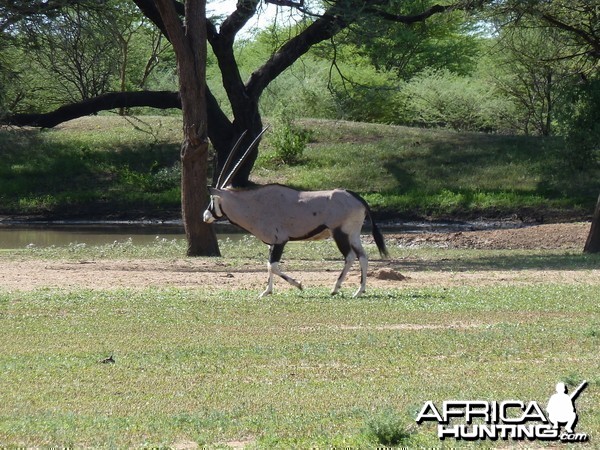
[[382, 130, 597, 214], [0, 126, 182, 217]]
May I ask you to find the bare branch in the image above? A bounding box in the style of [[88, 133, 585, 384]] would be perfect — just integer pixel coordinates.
[[265, 0, 304, 9], [363, 3, 450, 24], [539, 13, 600, 57], [2, 91, 180, 128], [219, 0, 260, 42]]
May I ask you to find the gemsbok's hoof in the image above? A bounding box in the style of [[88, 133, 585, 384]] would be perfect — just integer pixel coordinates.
[[259, 289, 272, 299]]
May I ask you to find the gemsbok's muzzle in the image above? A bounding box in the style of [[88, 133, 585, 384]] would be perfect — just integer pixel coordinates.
[[203, 196, 222, 223]]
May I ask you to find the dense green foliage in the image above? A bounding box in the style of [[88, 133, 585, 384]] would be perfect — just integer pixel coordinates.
[[0, 0, 598, 220], [0, 117, 596, 220], [0, 117, 182, 217], [556, 78, 600, 172], [1, 1, 598, 139], [1, 0, 175, 114]]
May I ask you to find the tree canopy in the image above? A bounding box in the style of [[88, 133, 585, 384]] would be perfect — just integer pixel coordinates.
[[2, 0, 488, 183]]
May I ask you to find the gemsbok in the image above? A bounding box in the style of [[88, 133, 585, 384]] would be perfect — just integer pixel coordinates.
[[203, 128, 388, 297]]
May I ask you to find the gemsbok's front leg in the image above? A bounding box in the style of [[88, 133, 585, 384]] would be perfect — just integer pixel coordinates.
[[259, 243, 302, 298], [350, 233, 368, 297], [332, 228, 366, 296], [331, 251, 356, 295]]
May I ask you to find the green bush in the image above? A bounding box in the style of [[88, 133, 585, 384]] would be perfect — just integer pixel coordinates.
[[555, 77, 600, 171], [118, 162, 181, 193], [270, 117, 311, 166], [401, 69, 516, 132], [365, 409, 412, 446]]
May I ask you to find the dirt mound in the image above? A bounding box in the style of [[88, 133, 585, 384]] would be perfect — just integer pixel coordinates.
[[373, 268, 407, 281]]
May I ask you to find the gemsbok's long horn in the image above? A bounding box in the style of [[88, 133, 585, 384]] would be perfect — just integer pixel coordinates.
[[218, 126, 269, 189], [216, 130, 248, 189]]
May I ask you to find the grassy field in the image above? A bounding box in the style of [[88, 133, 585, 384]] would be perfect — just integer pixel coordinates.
[[1, 116, 597, 220], [1, 239, 599, 447]]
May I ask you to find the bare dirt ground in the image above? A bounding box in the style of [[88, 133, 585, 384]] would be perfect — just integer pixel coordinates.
[[385, 221, 592, 250], [1, 223, 598, 292]]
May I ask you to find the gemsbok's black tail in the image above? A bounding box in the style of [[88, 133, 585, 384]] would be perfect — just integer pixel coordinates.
[[370, 217, 389, 258], [348, 190, 389, 258]]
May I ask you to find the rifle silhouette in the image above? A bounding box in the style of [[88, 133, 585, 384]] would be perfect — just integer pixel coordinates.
[[570, 380, 588, 401]]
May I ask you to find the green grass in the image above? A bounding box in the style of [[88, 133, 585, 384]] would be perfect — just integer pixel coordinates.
[[1, 116, 597, 220], [12, 232, 600, 271], [0, 284, 598, 447], [1, 241, 599, 447]]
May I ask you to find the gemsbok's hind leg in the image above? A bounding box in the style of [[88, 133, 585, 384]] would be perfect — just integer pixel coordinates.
[[259, 243, 302, 298]]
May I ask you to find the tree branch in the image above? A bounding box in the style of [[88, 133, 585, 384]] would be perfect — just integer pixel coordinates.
[[1, 0, 82, 31], [2, 87, 233, 151], [539, 13, 600, 57], [265, 0, 304, 9], [246, 10, 348, 100], [363, 3, 450, 24], [2, 91, 180, 128], [219, 0, 260, 43], [208, 0, 261, 125], [132, 0, 169, 37]]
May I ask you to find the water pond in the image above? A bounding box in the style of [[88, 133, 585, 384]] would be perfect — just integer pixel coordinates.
[[0, 219, 524, 249]]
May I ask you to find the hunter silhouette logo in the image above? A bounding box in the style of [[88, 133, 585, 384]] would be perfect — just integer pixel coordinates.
[[547, 381, 587, 434], [416, 380, 589, 442]]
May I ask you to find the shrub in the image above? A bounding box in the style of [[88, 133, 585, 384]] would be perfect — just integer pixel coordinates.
[[270, 117, 311, 165], [555, 77, 600, 171], [365, 409, 412, 446], [401, 69, 516, 132], [118, 162, 181, 193]]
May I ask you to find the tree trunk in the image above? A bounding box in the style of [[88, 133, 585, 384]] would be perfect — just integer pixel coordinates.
[[118, 34, 128, 116], [584, 193, 600, 253], [155, 0, 220, 256], [181, 138, 220, 256]]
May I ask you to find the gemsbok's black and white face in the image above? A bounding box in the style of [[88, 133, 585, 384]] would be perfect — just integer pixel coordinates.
[[202, 128, 388, 298], [202, 190, 223, 224]]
